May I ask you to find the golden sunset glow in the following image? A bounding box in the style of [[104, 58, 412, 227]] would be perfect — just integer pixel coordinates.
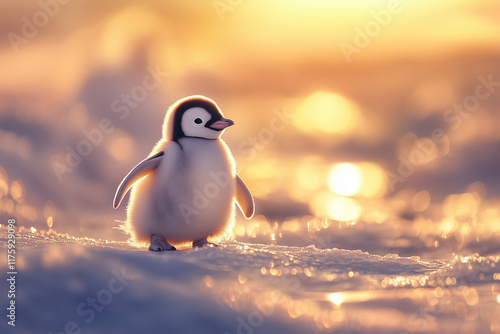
[[327, 292, 345, 306], [295, 91, 361, 136], [358, 163, 386, 197], [327, 196, 362, 222], [1, 0, 500, 333], [328, 163, 362, 197]]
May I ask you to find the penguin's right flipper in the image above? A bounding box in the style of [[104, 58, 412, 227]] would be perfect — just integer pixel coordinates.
[[235, 175, 255, 219], [113, 151, 164, 209]]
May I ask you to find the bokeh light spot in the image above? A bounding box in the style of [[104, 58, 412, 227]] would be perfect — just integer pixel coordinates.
[[0, 179, 8, 198], [202, 275, 214, 288], [327, 196, 362, 221], [412, 190, 431, 212], [358, 163, 387, 197], [107, 133, 136, 162], [43, 201, 57, 220], [296, 156, 325, 192], [328, 163, 362, 197], [10, 180, 24, 202], [443, 193, 479, 218], [295, 91, 360, 136], [328, 292, 345, 306], [47, 216, 54, 228]]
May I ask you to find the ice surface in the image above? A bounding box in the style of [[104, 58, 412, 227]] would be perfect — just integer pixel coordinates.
[[1, 224, 499, 334]]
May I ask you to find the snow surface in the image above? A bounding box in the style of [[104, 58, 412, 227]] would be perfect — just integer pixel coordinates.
[[1, 223, 500, 334]]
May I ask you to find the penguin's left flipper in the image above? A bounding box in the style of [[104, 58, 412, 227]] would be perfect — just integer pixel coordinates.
[[113, 151, 165, 209], [235, 175, 255, 219]]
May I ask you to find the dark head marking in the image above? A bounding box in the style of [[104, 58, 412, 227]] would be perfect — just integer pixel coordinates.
[[169, 96, 224, 141]]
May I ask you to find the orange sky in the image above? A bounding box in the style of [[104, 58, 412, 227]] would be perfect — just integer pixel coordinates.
[[0, 0, 499, 238]]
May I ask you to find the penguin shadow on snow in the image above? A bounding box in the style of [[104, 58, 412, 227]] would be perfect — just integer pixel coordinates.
[[113, 95, 255, 252]]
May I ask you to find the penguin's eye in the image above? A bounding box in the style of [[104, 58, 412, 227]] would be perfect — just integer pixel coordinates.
[[193, 118, 203, 126]]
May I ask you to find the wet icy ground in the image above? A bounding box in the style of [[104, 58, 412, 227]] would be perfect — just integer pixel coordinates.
[[1, 220, 500, 334]]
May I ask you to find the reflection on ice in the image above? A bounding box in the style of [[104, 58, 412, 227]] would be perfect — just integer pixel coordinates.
[[1, 225, 500, 333]]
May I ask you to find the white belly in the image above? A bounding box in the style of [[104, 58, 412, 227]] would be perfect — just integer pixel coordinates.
[[128, 138, 236, 244]]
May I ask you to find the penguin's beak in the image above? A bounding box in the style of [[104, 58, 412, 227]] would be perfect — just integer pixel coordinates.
[[209, 118, 234, 130]]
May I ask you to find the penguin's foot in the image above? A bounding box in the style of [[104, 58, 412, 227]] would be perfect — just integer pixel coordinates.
[[192, 237, 218, 248], [149, 234, 176, 252]]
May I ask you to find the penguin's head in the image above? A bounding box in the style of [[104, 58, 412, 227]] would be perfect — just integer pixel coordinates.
[[163, 95, 234, 141]]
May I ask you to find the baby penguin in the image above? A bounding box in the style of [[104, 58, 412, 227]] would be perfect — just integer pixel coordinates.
[[113, 95, 254, 251]]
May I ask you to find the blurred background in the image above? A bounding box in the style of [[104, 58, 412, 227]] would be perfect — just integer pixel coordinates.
[[0, 0, 499, 257]]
